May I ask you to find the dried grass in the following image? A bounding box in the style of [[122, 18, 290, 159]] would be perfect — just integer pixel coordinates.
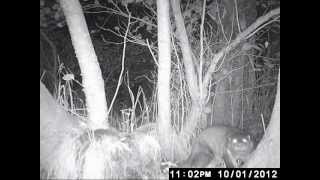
[[40, 127, 161, 179]]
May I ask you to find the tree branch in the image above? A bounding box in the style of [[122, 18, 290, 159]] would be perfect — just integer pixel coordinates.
[[202, 7, 280, 89], [83, 4, 157, 28], [107, 14, 131, 116]]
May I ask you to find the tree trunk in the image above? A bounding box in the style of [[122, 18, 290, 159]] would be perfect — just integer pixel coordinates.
[[212, 0, 257, 127], [157, 0, 173, 159], [59, 0, 108, 129], [40, 82, 84, 176], [244, 71, 280, 168], [171, 0, 199, 102], [171, 0, 203, 132]]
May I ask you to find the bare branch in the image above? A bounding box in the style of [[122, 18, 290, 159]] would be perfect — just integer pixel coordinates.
[[202, 7, 280, 88], [199, 0, 206, 101], [234, 0, 241, 33], [107, 14, 131, 116], [83, 4, 157, 28]]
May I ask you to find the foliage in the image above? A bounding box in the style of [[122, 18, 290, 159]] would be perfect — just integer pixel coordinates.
[[40, 0, 280, 133], [40, 0, 65, 29]]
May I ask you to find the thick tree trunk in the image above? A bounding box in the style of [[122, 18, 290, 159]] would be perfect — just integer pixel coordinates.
[[212, 0, 257, 127], [59, 0, 108, 129], [244, 72, 280, 168], [40, 82, 84, 177], [157, 0, 173, 159]]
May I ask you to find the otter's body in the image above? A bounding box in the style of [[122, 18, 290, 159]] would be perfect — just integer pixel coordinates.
[[180, 126, 254, 168]]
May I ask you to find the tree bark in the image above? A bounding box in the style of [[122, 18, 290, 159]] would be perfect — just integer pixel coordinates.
[[59, 0, 108, 129], [157, 0, 173, 159], [244, 71, 280, 168], [171, 0, 199, 102], [40, 82, 84, 175], [212, 0, 257, 127], [170, 0, 204, 138]]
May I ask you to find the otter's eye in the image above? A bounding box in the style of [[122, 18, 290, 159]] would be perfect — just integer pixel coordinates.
[[242, 138, 248, 143], [232, 139, 238, 143]]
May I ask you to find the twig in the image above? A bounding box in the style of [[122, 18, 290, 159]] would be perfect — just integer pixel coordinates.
[[84, 5, 157, 28], [147, 39, 159, 66], [216, 1, 228, 42], [199, 0, 206, 101], [260, 113, 266, 133], [234, 0, 241, 33], [107, 14, 131, 116]]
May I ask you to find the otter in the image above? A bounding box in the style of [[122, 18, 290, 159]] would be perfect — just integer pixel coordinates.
[[77, 128, 122, 157], [180, 126, 255, 168]]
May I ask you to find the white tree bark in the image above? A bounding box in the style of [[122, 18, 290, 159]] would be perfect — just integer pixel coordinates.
[[171, 0, 199, 102], [59, 0, 108, 129], [171, 0, 204, 140], [244, 71, 280, 168], [157, 0, 172, 152], [40, 82, 84, 178]]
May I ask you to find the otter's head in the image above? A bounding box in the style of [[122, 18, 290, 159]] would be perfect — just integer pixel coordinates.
[[225, 132, 255, 167]]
